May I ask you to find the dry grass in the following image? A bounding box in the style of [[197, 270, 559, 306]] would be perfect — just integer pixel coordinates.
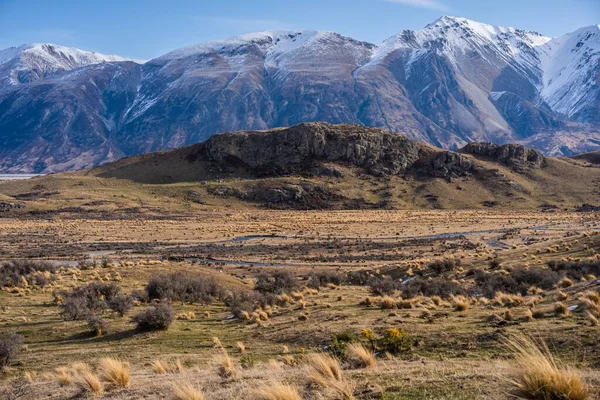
[[379, 296, 396, 309], [54, 367, 73, 386], [305, 353, 354, 399], [346, 342, 376, 369], [506, 335, 589, 400], [554, 302, 570, 316], [151, 358, 184, 374], [98, 357, 131, 387], [252, 382, 303, 400], [75, 371, 104, 396], [172, 381, 206, 400], [215, 351, 237, 379], [236, 341, 246, 353], [452, 295, 469, 312]]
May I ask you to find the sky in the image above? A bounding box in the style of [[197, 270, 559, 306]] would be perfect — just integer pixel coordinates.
[[0, 0, 598, 60]]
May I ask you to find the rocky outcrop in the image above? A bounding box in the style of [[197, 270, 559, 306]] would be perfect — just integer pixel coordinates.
[[0, 201, 24, 212], [429, 151, 475, 178], [205, 123, 430, 177], [460, 142, 545, 170]]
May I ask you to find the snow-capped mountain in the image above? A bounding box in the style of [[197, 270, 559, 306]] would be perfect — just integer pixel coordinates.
[[0, 43, 132, 88], [0, 17, 599, 173]]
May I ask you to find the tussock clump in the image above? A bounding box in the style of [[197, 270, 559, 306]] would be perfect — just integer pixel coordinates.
[[452, 296, 469, 312], [586, 311, 599, 326], [396, 299, 414, 309], [557, 277, 574, 288], [75, 371, 104, 396], [305, 353, 354, 399], [379, 296, 396, 309], [215, 351, 237, 379], [55, 367, 73, 386], [172, 381, 205, 400], [505, 335, 589, 400], [554, 302, 570, 316], [98, 357, 130, 387], [236, 341, 246, 353], [494, 292, 525, 307], [252, 382, 302, 400], [152, 359, 184, 374], [346, 343, 376, 369], [212, 336, 223, 348]]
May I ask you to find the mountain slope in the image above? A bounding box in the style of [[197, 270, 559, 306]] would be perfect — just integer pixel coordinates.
[[0, 43, 132, 89], [0, 18, 599, 173]]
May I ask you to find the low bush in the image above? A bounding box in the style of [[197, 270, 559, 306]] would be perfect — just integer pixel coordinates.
[[108, 294, 134, 317], [306, 271, 345, 289], [146, 271, 225, 304], [402, 277, 464, 299], [548, 259, 600, 281], [0, 260, 57, 288], [59, 282, 122, 320], [368, 278, 398, 296], [0, 333, 23, 370], [255, 270, 298, 294], [131, 303, 174, 331], [427, 258, 460, 275]]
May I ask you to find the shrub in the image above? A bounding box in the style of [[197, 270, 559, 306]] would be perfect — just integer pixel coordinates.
[[225, 290, 261, 318], [330, 330, 355, 357], [98, 357, 130, 387], [368, 278, 398, 296], [548, 259, 600, 281], [87, 315, 107, 336], [0, 260, 57, 288], [427, 258, 460, 275], [506, 335, 589, 400], [306, 271, 345, 289], [0, 333, 23, 370], [131, 303, 174, 331], [146, 271, 225, 303], [255, 270, 298, 294], [60, 282, 122, 320], [403, 277, 464, 299], [108, 294, 134, 316], [381, 328, 411, 354]]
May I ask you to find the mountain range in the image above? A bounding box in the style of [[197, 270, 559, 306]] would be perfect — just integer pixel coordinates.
[[1, 16, 599, 173]]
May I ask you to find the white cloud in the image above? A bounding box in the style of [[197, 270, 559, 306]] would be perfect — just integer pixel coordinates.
[[384, 0, 449, 11]]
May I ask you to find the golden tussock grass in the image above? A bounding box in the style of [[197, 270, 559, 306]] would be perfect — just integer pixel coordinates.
[[554, 302, 570, 316], [215, 351, 237, 379], [236, 341, 246, 353], [346, 342, 376, 369], [452, 296, 469, 312], [586, 311, 599, 326], [75, 371, 104, 396], [379, 296, 396, 309], [396, 299, 414, 309], [54, 367, 73, 386], [505, 335, 589, 400], [152, 358, 184, 374], [172, 381, 205, 400], [557, 277, 574, 288], [98, 357, 131, 387], [305, 353, 354, 399], [252, 382, 303, 400], [212, 336, 223, 348]]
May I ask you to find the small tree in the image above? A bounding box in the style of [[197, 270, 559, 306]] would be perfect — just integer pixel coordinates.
[[0, 333, 23, 370]]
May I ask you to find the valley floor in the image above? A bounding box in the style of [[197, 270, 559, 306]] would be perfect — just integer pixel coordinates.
[[1, 209, 600, 399]]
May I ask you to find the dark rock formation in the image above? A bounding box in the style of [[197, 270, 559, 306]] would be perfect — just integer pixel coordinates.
[[460, 142, 545, 170], [0, 201, 24, 212], [204, 123, 430, 177]]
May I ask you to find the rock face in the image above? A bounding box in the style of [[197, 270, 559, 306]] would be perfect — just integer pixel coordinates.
[[0, 201, 24, 212], [205, 123, 429, 177], [460, 142, 545, 169]]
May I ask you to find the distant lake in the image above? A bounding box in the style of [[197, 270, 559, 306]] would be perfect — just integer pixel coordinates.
[[0, 174, 43, 181]]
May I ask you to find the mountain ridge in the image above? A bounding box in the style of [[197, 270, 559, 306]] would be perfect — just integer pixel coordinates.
[[1, 16, 599, 173]]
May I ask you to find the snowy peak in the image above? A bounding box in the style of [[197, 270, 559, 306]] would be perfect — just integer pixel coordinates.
[[155, 30, 374, 64], [0, 43, 132, 87]]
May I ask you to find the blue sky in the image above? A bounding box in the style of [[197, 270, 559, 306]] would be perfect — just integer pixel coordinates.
[[0, 0, 598, 60]]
